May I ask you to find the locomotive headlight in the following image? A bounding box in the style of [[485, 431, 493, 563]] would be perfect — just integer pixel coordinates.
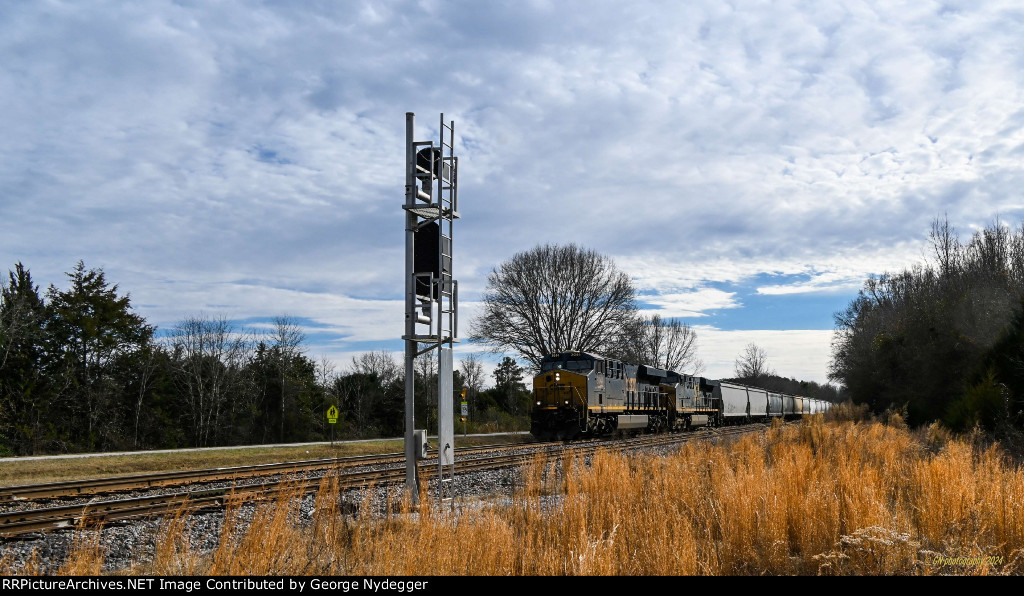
[[536, 401, 541, 406], [564, 400, 569, 405], [555, 373, 560, 381]]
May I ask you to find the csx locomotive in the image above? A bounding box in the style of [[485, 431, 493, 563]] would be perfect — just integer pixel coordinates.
[[531, 351, 831, 440]]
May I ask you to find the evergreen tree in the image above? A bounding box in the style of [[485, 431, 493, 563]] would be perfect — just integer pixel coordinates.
[[0, 263, 49, 454], [493, 356, 527, 415], [46, 261, 154, 450]]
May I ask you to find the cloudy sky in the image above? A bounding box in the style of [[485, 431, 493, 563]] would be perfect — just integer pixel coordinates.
[[3, 0, 1023, 385]]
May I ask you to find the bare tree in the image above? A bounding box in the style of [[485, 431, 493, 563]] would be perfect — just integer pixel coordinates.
[[342, 350, 401, 434], [316, 355, 337, 388], [170, 315, 250, 447], [132, 346, 160, 449], [415, 352, 437, 380], [472, 244, 636, 368], [271, 315, 306, 442], [351, 350, 401, 386], [930, 214, 960, 278], [415, 353, 438, 428], [608, 314, 703, 373], [735, 342, 773, 379], [459, 353, 486, 417], [315, 354, 337, 434]]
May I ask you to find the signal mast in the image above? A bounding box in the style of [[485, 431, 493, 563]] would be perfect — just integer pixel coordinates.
[[403, 113, 459, 503]]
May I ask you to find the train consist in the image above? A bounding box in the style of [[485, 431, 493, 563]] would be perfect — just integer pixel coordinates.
[[531, 351, 832, 441]]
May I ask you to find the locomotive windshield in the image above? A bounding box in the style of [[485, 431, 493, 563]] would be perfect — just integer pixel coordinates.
[[540, 354, 594, 372]]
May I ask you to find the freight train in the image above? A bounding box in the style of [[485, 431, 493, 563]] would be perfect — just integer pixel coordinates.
[[530, 351, 832, 441]]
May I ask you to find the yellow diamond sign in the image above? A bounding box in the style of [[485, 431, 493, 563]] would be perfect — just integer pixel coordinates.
[[326, 405, 339, 424]]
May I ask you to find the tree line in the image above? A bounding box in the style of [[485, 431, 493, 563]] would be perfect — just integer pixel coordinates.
[[0, 261, 531, 456], [2, 242, 848, 455], [830, 217, 1024, 433]]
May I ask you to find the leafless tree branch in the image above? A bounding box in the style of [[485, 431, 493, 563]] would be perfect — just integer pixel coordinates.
[[471, 244, 636, 368]]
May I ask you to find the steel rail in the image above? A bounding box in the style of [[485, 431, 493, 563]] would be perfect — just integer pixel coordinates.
[[0, 441, 551, 502], [0, 425, 768, 538]]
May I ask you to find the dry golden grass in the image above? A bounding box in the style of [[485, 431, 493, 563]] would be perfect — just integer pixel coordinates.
[[10, 419, 1024, 576], [0, 435, 531, 486]]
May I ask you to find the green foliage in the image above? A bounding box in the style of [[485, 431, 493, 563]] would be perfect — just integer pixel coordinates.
[[1, 261, 159, 453], [2, 261, 344, 454], [474, 388, 500, 412], [331, 370, 404, 440], [980, 297, 1024, 426], [0, 263, 49, 454], [493, 356, 530, 416], [493, 356, 524, 390], [458, 407, 529, 434], [831, 217, 1024, 428], [948, 295, 1024, 434], [45, 261, 155, 450], [945, 368, 1007, 433]]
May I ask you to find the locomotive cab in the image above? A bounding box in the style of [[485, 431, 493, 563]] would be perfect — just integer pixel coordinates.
[[532, 352, 597, 440], [531, 351, 676, 440]]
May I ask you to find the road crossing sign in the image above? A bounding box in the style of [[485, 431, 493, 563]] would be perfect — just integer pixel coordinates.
[[327, 405, 339, 424]]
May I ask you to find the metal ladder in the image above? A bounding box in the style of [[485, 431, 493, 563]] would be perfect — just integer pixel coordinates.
[[436, 117, 458, 503], [436, 117, 458, 348]]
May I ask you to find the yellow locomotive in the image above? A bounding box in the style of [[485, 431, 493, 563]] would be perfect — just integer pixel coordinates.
[[531, 351, 826, 440]]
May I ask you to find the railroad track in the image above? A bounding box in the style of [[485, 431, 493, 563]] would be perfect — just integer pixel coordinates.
[[0, 425, 765, 538], [0, 441, 548, 503]]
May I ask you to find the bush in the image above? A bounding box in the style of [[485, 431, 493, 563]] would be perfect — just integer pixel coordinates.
[[946, 368, 1008, 433], [825, 401, 871, 423]]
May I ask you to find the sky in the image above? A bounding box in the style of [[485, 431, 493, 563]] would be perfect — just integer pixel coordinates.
[[3, 0, 1024, 386]]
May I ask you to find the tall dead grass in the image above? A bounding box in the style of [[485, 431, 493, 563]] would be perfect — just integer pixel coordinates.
[[10, 418, 1024, 575]]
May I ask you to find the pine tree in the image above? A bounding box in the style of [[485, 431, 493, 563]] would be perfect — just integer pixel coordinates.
[[46, 261, 154, 450], [493, 356, 526, 415], [0, 263, 48, 454]]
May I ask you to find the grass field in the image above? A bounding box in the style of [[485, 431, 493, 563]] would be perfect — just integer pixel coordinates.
[[7, 415, 1024, 575]]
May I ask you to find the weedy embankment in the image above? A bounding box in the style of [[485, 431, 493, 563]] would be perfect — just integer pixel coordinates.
[[6, 416, 1024, 575]]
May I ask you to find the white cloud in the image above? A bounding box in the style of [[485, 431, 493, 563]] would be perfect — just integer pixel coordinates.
[[642, 288, 740, 318], [3, 1, 1024, 386], [620, 243, 925, 310], [693, 327, 837, 385]]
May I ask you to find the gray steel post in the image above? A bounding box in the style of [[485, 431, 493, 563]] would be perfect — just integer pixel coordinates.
[[404, 112, 419, 504], [438, 346, 453, 476]]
